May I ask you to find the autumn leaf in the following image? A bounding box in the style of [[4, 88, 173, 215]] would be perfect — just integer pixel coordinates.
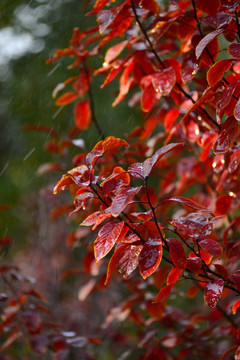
[[204, 279, 224, 309], [55, 92, 78, 106], [74, 100, 91, 130]]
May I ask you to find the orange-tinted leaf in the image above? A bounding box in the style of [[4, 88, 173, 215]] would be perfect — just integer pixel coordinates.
[[153, 284, 174, 303], [141, 83, 156, 112], [69, 192, 94, 216], [195, 0, 221, 15], [94, 221, 125, 262], [213, 116, 238, 154], [101, 166, 130, 195], [55, 92, 78, 106], [105, 40, 128, 64], [187, 257, 202, 274], [167, 238, 187, 271], [196, 28, 224, 59], [81, 211, 101, 226], [53, 175, 74, 194], [228, 43, 240, 59], [112, 60, 135, 106], [92, 208, 112, 230], [167, 267, 181, 285], [232, 298, 240, 315], [207, 59, 234, 86], [199, 239, 222, 258], [111, 186, 142, 217], [88, 0, 110, 15], [67, 165, 91, 187], [152, 67, 176, 96], [181, 53, 199, 83], [204, 279, 224, 309], [74, 100, 91, 130]]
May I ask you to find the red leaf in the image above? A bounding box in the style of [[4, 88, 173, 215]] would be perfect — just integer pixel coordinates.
[[131, 210, 152, 221], [94, 221, 125, 262], [101, 166, 130, 195], [112, 60, 135, 106], [104, 244, 127, 285], [151, 67, 176, 96], [81, 211, 101, 226], [167, 267, 181, 285], [187, 256, 202, 274], [74, 100, 91, 130], [199, 239, 222, 258], [111, 186, 142, 217], [195, 0, 221, 15], [97, 4, 124, 34], [137, 222, 163, 279], [129, 143, 184, 179], [105, 40, 128, 64], [234, 99, 240, 121], [86, 136, 128, 169], [232, 298, 240, 315], [167, 238, 187, 271], [181, 53, 199, 83], [213, 116, 238, 154], [92, 208, 112, 230], [204, 279, 224, 309], [164, 108, 180, 132], [55, 92, 78, 106], [87, 0, 110, 15], [53, 174, 74, 194], [181, 81, 221, 123], [207, 59, 234, 86], [228, 43, 240, 59], [215, 194, 233, 215], [163, 196, 212, 213], [69, 192, 94, 216], [153, 284, 174, 303], [67, 165, 91, 187], [228, 148, 240, 173], [196, 28, 224, 59], [118, 244, 143, 279], [232, 271, 240, 292], [141, 83, 156, 112], [216, 81, 240, 123], [137, 0, 159, 15]]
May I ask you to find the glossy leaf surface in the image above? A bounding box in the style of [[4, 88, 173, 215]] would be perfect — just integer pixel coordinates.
[[204, 279, 224, 309], [213, 116, 238, 154], [167, 238, 187, 271]]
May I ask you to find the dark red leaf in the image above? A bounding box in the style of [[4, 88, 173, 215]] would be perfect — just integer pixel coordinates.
[[195, 0, 221, 15], [196, 28, 224, 59], [94, 221, 125, 262], [187, 257, 202, 274], [232, 271, 240, 292], [207, 59, 234, 86], [181, 53, 199, 83], [151, 67, 176, 96], [74, 100, 91, 130], [137, 0, 159, 15], [204, 279, 224, 309], [131, 210, 152, 221], [199, 239, 222, 258], [167, 238, 187, 271], [228, 43, 240, 59], [215, 194, 233, 215], [55, 92, 78, 106], [213, 116, 238, 154], [111, 186, 142, 217], [172, 213, 209, 233]]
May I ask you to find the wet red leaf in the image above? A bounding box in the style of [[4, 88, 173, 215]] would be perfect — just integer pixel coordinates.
[[163, 196, 212, 213], [232, 271, 240, 292], [234, 99, 240, 121], [187, 257, 202, 274], [204, 279, 224, 309], [94, 221, 125, 262], [195, 0, 221, 15], [196, 28, 224, 60], [228, 43, 240, 59], [181, 53, 199, 83], [228, 148, 240, 173], [167, 267, 181, 285], [207, 59, 234, 86], [213, 116, 238, 154], [74, 100, 91, 130], [152, 67, 176, 96], [111, 186, 142, 217], [167, 238, 187, 271], [153, 284, 174, 303], [118, 244, 143, 279], [216, 81, 240, 123], [137, 0, 159, 15], [199, 239, 222, 258]]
